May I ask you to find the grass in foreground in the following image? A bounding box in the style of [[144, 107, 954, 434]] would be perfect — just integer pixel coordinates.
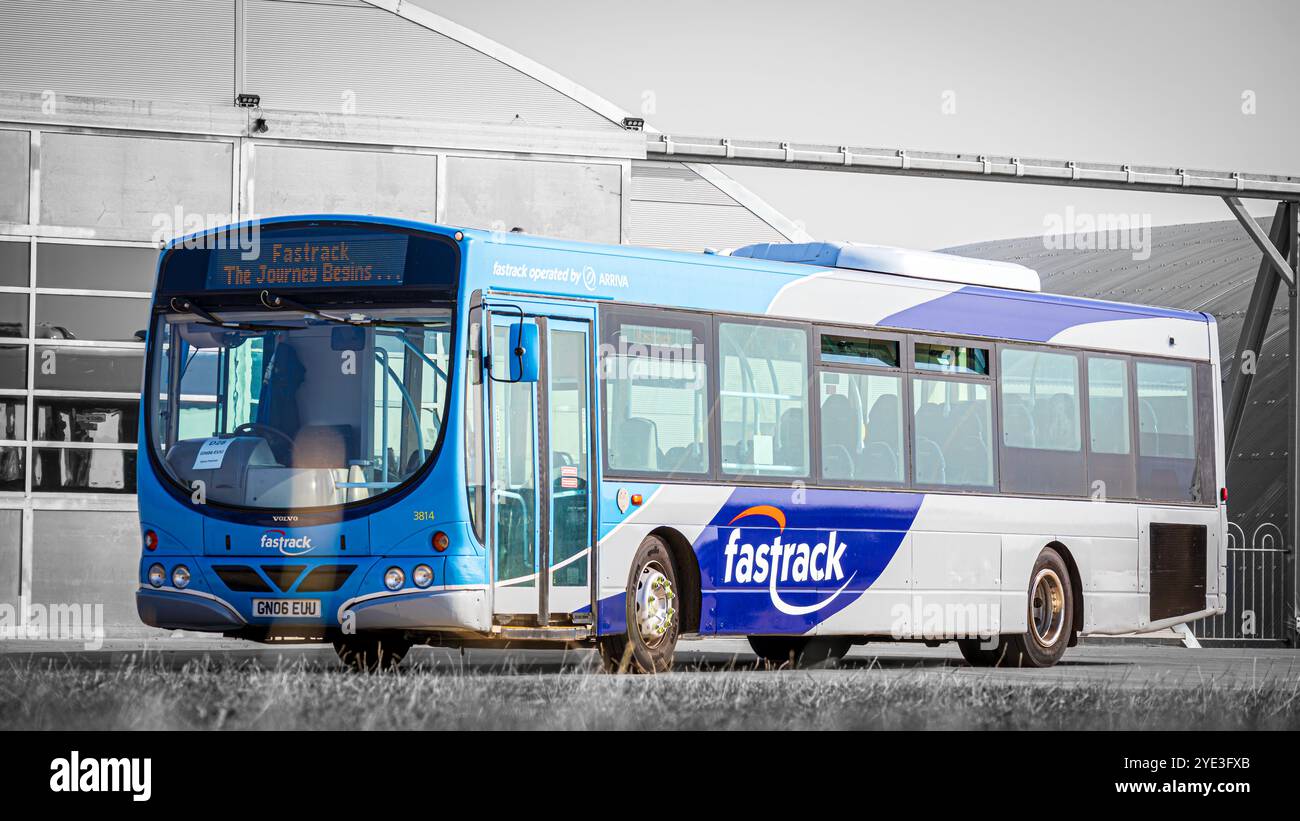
[[1, 653, 1298, 730]]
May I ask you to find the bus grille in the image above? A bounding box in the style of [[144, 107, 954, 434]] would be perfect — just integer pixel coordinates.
[[261, 565, 307, 592], [296, 564, 356, 593], [213, 565, 272, 593], [1149, 523, 1207, 622]]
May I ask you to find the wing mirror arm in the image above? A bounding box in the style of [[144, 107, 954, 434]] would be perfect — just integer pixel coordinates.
[[484, 303, 539, 384]]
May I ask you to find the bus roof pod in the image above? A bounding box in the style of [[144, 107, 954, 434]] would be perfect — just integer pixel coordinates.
[[729, 241, 1042, 293]]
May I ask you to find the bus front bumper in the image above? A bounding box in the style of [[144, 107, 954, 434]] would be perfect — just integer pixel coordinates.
[[136, 580, 492, 636], [342, 588, 490, 633], [137, 586, 246, 632]]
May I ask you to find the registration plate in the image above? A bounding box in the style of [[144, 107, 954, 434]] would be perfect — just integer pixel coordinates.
[[252, 599, 322, 619]]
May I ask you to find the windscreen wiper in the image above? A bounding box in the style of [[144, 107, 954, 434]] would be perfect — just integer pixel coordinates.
[[169, 296, 301, 332], [168, 297, 224, 326], [259, 289, 435, 329], [260, 290, 354, 324]]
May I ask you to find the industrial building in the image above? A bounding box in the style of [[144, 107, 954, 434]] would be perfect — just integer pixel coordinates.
[[0, 0, 806, 636]]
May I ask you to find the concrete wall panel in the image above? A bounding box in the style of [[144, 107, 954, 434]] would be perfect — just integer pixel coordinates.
[[31, 510, 157, 637], [252, 144, 438, 221], [40, 133, 233, 234], [0, 129, 29, 224], [444, 156, 620, 244]]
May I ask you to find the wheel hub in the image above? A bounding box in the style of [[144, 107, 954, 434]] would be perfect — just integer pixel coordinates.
[[634, 563, 676, 647], [1029, 568, 1066, 648]]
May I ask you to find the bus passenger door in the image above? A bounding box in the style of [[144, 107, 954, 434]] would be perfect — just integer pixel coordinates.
[[544, 319, 594, 620], [487, 313, 594, 625]]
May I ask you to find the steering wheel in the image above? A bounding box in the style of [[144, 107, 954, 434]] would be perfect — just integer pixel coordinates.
[[231, 422, 295, 453]]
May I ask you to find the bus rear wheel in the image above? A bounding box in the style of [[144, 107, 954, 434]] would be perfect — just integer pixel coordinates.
[[333, 634, 411, 673], [597, 535, 680, 673], [748, 636, 850, 668], [958, 546, 1073, 668]]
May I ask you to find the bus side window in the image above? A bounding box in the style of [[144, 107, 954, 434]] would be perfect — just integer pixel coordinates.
[[600, 309, 711, 477], [911, 375, 994, 488], [819, 370, 904, 484], [718, 321, 809, 478], [998, 347, 1085, 497], [1135, 359, 1199, 502], [1085, 355, 1136, 499]]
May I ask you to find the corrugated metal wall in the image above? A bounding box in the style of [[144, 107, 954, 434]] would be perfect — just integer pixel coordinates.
[[244, 0, 617, 129], [0, 0, 235, 104], [628, 161, 787, 251]]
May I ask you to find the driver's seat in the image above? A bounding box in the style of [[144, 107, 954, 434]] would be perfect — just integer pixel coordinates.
[[291, 425, 348, 468], [291, 425, 357, 504]]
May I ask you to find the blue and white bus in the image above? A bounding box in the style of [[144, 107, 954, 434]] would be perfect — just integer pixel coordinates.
[[136, 216, 1226, 671]]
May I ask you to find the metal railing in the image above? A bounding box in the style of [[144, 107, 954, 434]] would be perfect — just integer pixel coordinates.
[[1196, 522, 1290, 642]]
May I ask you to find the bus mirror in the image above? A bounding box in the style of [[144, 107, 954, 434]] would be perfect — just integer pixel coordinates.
[[508, 321, 539, 383], [330, 326, 366, 352]]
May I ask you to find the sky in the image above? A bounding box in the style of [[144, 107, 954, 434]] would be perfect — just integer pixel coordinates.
[[415, 0, 1298, 250]]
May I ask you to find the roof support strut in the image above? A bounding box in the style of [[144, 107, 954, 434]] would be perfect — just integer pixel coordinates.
[[1286, 202, 1299, 644], [1223, 198, 1300, 645], [1224, 201, 1291, 454], [1225, 197, 1295, 288]]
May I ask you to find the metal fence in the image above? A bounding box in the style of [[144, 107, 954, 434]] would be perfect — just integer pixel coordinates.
[[1194, 521, 1289, 642]]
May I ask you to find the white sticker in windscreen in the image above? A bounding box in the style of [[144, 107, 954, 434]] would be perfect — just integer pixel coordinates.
[[193, 438, 233, 470]]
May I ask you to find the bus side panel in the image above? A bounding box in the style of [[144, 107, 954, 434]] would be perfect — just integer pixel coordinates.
[[596, 482, 924, 637], [595, 482, 728, 636], [595, 483, 1219, 639]]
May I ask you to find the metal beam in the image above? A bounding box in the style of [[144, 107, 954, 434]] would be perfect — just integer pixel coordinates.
[[1288, 201, 1300, 646], [1225, 197, 1295, 287], [645, 135, 1300, 200], [1224, 203, 1290, 455]]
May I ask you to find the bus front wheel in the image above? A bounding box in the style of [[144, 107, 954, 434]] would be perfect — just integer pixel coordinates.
[[333, 634, 412, 673], [597, 535, 680, 673], [958, 546, 1073, 668]]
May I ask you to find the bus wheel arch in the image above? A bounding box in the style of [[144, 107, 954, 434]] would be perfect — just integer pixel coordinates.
[[1044, 540, 1084, 646], [649, 526, 701, 635], [598, 532, 685, 673], [960, 542, 1078, 668]]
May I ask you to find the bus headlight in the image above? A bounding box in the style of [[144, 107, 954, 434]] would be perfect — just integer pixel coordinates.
[[384, 567, 405, 591], [172, 565, 191, 589], [412, 564, 434, 588], [147, 564, 166, 588]]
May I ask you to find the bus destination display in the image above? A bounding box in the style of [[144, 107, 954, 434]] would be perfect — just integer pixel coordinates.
[[205, 235, 409, 290]]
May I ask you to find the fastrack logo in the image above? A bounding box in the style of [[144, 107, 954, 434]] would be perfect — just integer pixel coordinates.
[[259, 529, 314, 556], [722, 505, 856, 616]]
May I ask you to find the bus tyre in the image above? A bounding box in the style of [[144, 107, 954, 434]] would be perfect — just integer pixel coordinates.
[[598, 535, 680, 674], [956, 637, 1007, 667], [1005, 547, 1073, 667], [748, 636, 850, 668], [333, 635, 412, 674]]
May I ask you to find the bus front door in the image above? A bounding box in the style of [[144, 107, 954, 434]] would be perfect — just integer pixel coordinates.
[[487, 314, 594, 627]]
